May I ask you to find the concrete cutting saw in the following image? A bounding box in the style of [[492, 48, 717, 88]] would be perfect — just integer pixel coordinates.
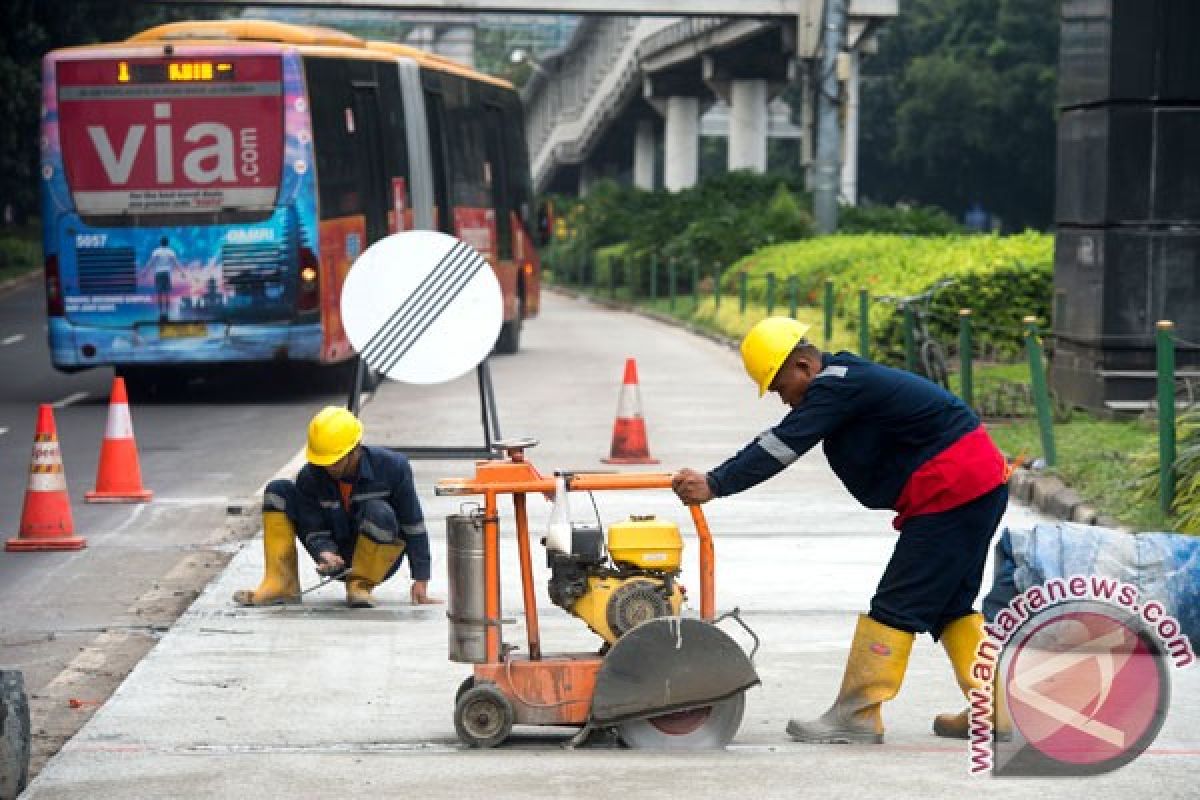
[[436, 439, 760, 749]]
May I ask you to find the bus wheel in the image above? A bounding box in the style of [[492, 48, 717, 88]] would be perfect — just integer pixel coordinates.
[[494, 317, 521, 355], [494, 291, 524, 356], [116, 367, 182, 401]]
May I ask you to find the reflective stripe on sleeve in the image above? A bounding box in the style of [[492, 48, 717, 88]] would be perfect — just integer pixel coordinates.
[[757, 431, 799, 465]]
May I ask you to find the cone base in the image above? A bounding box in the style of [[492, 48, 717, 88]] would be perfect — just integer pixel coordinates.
[[6, 536, 87, 552], [86, 489, 153, 503], [602, 456, 660, 465]]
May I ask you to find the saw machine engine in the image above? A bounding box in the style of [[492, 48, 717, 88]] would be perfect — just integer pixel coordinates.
[[547, 515, 685, 644]]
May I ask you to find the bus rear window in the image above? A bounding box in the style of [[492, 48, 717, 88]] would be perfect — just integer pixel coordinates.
[[56, 55, 283, 224]]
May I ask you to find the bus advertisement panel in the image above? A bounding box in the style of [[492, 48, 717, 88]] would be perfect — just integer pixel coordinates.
[[41, 20, 540, 380], [42, 47, 322, 369]]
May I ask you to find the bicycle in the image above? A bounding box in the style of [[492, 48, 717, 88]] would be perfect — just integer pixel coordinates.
[[875, 278, 955, 389]]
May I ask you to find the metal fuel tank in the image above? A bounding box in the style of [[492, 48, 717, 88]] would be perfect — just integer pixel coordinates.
[[446, 512, 498, 663]]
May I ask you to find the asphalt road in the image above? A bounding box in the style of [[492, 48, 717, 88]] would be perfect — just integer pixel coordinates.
[[0, 275, 355, 772]]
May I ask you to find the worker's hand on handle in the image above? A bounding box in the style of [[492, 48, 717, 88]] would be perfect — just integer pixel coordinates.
[[411, 580, 443, 605], [672, 468, 714, 505], [315, 551, 345, 576]]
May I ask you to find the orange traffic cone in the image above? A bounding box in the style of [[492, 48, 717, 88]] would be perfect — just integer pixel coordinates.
[[86, 377, 152, 503], [6, 404, 86, 552], [602, 358, 659, 465]]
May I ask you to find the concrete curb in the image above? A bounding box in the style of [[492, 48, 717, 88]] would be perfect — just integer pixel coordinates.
[[0, 670, 30, 800], [1007, 467, 1128, 530], [549, 285, 1127, 531]]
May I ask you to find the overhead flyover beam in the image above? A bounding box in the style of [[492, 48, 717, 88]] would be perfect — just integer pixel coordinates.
[[155, 0, 824, 17]]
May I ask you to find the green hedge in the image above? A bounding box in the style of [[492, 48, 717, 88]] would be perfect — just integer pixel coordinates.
[[725, 232, 1053, 359], [0, 233, 40, 270], [541, 173, 814, 290]]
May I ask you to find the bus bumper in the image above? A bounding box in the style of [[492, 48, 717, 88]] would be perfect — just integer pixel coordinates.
[[48, 318, 325, 370]]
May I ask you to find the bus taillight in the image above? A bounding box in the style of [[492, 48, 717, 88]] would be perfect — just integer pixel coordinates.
[[297, 246, 320, 313], [45, 254, 64, 317]]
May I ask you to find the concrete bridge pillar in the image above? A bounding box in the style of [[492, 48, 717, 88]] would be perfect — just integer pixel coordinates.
[[664, 96, 699, 192], [729, 79, 768, 173], [434, 25, 476, 69], [840, 50, 860, 205], [634, 119, 657, 190], [580, 162, 599, 196]]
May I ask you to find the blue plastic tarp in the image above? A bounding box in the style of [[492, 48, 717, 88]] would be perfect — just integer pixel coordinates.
[[983, 522, 1200, 642]]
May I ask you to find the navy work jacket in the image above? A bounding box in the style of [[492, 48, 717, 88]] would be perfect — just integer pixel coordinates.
[[293, 445, 431, 581], [707, 351, 980, 510]]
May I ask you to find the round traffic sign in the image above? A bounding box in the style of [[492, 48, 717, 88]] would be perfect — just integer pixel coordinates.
[[340, 231, 502, 385]]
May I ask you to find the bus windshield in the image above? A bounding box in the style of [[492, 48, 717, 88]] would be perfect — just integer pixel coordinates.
[[57, 55, 283, 226]]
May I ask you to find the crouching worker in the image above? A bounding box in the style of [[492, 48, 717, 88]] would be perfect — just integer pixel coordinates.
[[672, 318, 1010, 744], [234, 406, 439, 609]]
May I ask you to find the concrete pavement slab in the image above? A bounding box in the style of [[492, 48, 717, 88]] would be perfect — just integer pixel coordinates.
[[23, 292, 1200, 798]]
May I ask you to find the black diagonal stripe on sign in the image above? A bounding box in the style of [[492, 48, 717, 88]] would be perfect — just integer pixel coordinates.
[[360, 239, 469, 363], [361, 243, 476, 369], [375, 250, 486, 376], [362, 243, 475, 369], [360, 240, 470, 365], [376, 250, 488, 376]]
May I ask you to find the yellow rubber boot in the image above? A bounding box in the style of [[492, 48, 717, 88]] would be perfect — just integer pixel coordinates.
[[787, 614, 914, 743], [932, 612, 1011, 739], [233, 511, 301, 606], [345, 534, 405, 608]]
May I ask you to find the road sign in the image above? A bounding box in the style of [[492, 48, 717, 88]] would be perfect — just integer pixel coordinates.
[[340, 231, 502, 385]]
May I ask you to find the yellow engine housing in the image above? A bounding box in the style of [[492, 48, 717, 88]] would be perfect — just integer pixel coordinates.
[[571, 575, 684, 644], [607, 515, 683, 570]]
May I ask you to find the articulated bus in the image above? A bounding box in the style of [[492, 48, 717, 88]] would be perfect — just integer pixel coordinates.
[[40, 20, 540, 389]]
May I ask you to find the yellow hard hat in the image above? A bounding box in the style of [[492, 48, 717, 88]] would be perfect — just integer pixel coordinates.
[[740, 317, 812, 396], [306, 406, 364, 466]]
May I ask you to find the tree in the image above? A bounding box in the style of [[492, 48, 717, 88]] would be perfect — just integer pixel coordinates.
[[858, 0, 1059, 231], [0, 2, 222, 222]]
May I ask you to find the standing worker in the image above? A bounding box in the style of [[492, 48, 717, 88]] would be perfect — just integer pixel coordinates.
[[235, 406, 439, 608], [672, 317, 1009, 743]]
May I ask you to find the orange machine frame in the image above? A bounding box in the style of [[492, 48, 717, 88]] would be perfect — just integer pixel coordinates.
[[436, 444, 716, 726]]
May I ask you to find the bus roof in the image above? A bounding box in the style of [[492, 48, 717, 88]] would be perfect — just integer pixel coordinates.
[[127, 19, 512, 89], [365, 41, 512, 89], [130, 19, 364, 48]]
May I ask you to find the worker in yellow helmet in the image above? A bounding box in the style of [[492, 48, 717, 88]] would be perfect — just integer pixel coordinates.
[[234, 406, 439, 609], [673, 317, 1010, 743]]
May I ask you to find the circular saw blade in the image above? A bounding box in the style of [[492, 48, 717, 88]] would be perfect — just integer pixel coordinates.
[[615, 692, 746, 750]]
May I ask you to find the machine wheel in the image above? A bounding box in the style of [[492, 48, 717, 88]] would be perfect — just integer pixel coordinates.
[[616, 692, 745, 750], [454, 684, 514, 748]]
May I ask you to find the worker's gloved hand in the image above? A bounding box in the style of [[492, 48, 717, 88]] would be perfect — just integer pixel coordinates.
[[315, 551, 345, 576], [672, 468, 714, 505], [411, 580, 443, 605]]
